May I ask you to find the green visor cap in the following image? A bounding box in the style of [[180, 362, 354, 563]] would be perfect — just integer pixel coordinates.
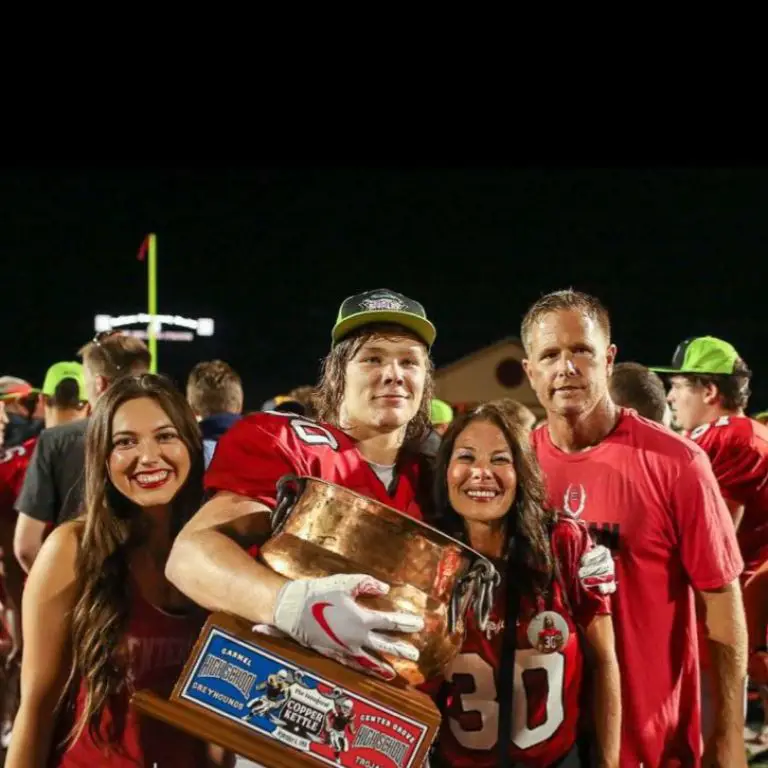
[[331, 289, 437, 349], [650, 336, 747, 376], [42, 361, 87, 399]]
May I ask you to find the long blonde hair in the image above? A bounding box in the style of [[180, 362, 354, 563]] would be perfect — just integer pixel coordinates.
[[64, 374, 203, 748]]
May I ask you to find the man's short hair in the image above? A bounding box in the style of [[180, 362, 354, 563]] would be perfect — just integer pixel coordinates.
[[186, 360, 244, 418], [78, 332, 151, 379], [609, 362, 668, 423], [47, 378, 88, 410], [500, 399, 537, 431], [521, 289, 611, 354]]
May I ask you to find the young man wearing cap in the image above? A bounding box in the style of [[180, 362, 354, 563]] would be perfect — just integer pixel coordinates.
[[40, 362, 89, 429], [653, 336, 767, 742], [653, 337, 762, 563], [0, 377, 44, 449], [167, 289, 439, 686], [523, 290, 746, 767], [14, 336, 151, 574]]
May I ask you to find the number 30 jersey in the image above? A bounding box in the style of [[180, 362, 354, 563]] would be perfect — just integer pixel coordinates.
[[204, 411, 432, 521], [432, 516, 611, 768]]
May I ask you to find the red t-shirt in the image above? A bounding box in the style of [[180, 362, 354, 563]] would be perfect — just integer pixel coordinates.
[[532, 409, 743, 767], [0, 438, 35, 622], [205, 411, 431, 520], [52, 586, 207, 767], [0, 437, 36, 520], [686, 415, 768, 580], [432, 517, 610, 768]]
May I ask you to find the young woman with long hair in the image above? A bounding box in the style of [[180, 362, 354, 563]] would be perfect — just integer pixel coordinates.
[[429, 400, 621, 768], [7, 374, 230, 766]]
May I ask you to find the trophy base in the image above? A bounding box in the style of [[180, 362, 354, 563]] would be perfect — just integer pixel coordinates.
[[132, 612, 440, 767]]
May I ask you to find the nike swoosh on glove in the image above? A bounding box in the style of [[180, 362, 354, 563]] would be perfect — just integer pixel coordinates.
[[265, 573, 424, 681], [578, 544, 617, 595]]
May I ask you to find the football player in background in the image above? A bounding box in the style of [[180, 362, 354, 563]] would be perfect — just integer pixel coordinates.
[[654, 335, 767, 745]]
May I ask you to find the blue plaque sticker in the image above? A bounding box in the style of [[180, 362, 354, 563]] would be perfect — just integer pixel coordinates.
[[179, 627, 430, 767]]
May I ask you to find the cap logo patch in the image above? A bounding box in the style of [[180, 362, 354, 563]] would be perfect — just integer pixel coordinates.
[[360, 296, 406, 312]]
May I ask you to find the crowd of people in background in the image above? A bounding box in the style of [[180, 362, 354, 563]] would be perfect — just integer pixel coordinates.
[[0, 286, 766, 767]]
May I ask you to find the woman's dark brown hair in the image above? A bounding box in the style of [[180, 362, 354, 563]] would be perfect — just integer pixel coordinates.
[[314, 323, 435, 451], [434, 399, 556, 596], [65, 373, 203, 748]]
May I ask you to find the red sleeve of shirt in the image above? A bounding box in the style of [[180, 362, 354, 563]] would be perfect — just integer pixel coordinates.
[[672, 451, 744, 590], [551, 516, 611, 630], [204, 418, 301, 508], [702, 426, 767, 505]]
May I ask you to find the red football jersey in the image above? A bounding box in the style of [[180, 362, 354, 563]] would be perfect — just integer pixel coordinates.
[[205, 411, 431, 520], [0, 437, 36, 522], [532, 409, 743, 767], [432, 517, 610, 768], [686, 415, 768, 579]]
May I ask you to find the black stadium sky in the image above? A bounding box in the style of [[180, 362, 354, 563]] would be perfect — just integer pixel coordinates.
[[2, 168, 767, 411]]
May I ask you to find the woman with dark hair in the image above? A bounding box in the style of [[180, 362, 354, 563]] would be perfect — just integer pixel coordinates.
[[429, 400, 620, 768], [7, 374, 230, 766]]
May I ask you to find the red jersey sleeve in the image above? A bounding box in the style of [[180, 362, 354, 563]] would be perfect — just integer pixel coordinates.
[[551, 516, 611, 630], [204, 418, 304, 508], [699, 423, 768, 505], [672, 451, 744, 590]]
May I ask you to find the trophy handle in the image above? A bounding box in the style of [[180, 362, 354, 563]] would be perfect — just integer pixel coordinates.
[[272, 475, 306, 534], [449, 558, 500, 634]]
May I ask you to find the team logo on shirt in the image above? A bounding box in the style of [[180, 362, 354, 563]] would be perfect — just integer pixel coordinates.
[[562, 484, 586, 518], [527, 611, 569, 654]]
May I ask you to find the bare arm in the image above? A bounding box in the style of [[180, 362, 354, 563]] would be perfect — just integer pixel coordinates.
[[582, 614, 620, 768], [6, 521, 80, 768], [13, 513, 48, 574], [206, 742, 235, 767], [699, 579, 748, 768], [744, 561, 768, 652], [165, 491, 288, 625], [725, 499, 745, 532], [743, 562, 768, 685]]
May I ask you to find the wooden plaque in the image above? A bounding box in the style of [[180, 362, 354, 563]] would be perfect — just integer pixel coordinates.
[[132, 611, 440, 767]]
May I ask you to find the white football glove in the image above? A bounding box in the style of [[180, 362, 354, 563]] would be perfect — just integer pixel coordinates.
[[578, 545, 617, 595], [256, 573, 424, 681]]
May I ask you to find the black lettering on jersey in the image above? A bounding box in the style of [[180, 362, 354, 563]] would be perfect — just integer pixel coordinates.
[[586, 522, 621, 554]]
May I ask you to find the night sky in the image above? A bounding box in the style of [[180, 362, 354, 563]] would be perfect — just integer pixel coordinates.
[[2, 168, 767, 410]]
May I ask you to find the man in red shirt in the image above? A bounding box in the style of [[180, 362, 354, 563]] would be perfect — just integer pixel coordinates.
[[654, 336, 766, 580], [0, 398, 36, 665], [522, 289, 747, 767], [652, 335, 766, 744], [167, 289, 440, 682]]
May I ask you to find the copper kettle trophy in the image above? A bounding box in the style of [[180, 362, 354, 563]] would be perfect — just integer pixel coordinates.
[[132, 475, 498, 767]]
